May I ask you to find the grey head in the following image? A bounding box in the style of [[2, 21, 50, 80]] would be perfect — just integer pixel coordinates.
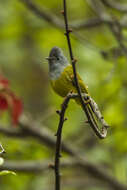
[[46, 47, 69, 80]]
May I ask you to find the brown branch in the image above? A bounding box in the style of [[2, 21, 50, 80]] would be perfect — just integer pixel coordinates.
[[101, 0, 127, 13], [54, 93, 72, 190], [62, 0, 108, 139], [20, 0, 104, 30], [20, 0, 127, 32], [1, 160, 126, 190], [0, 160, 50, 173], [20, 0, 63, 28], [0, 159, 77, 173], [0, 144, 5, 155], [88, 0, 127, 58], [0, 159, 118, 190], [0, 117, 126, 190], [0, 117, 75, 155], [0, 126, 27, 138], [109, 21, 127, 56], [19, 0, 127, 60], [71, 18, 104, 30], [53, 0, 108, 188], [54, 93, 97, 190], [77, 158, 127, 190]]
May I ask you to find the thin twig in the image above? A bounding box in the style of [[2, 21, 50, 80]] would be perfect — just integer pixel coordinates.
[[88, 0, 127, 58], [62, 0, 108, 139], [101, 0, 127, 13], [54, 93, 72, 190], [0, 119, 126, 189], [20, 0, 104, 30], [20, 0, 127, 29], [54, 91, 108, 190], [109, 21, 127, 56], [0, 159, 77, 173], [0, 144, 5, 155]]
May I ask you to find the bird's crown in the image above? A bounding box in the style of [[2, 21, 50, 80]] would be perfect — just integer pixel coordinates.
[[49, 46, 62, 58], [47, 47, 69, 80]]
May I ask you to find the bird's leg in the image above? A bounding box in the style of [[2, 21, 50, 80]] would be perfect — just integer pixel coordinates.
[[70, 74, 91, 106], [83, 95, 91, 105], [84, 98, 91, 105]]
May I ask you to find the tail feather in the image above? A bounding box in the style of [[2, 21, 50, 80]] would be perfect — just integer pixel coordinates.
[[74, 93, 109, 138], [78, 95, 109, 139]]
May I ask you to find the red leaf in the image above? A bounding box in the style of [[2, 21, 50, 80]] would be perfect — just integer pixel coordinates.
[[0, 95, 8, 110], [11, 96, 23, 125], [0, 75, 23, 125], [0, 76, 9, 89]]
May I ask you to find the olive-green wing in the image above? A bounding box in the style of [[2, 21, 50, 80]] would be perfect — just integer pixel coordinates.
[[65, 65, 89, 94]]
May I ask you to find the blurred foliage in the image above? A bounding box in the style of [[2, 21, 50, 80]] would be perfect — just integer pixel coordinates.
[[0, 0, 127, 190]]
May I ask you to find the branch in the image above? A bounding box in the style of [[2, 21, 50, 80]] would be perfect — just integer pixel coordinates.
[[0, 159, 77, 173], [71, 18, 104, 30], [101, 0, 127, 13], [54, 93, 98, 190], [62, 0, 108, 139], [0, 143, 5, 155], [0, 116, 75, 155], [0, 117, 126, 190], [54, 93, 72, 190], [0, 159, 117, 190], [20, 115, 75, 155], [88, 0, 127, 57], [0, 126, 27, 138], [76, 157, 127, 190], [19, 0, 127, 58], [20, 0, 127, 31], [20, 0, 63, 29], [20, 0, 105, 30], [0, 160, 50, 173]]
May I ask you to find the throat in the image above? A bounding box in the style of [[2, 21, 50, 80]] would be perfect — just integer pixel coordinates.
[[49, 64, 68, 80]]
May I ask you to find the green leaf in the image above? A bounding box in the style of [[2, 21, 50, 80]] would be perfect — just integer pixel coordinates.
[[0, 170, 16, 176], [0, 157, 4, 166]]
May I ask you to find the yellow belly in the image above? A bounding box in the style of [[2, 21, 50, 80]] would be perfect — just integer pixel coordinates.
[[50, 65, 89, 97]]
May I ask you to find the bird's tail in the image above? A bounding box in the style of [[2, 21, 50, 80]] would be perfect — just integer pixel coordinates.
[[75, 95, 109, 139]]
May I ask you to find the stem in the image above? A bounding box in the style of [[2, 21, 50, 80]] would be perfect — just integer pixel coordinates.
[[63, 0, 107, 139], [54, 94, 71, 190]]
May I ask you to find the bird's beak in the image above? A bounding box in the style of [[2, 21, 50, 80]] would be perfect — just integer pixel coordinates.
[[45, 57, 52, 61]]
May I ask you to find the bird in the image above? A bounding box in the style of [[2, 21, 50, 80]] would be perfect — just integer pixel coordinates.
[[46, 46, 89, 101], [46, 47, 109, 138]]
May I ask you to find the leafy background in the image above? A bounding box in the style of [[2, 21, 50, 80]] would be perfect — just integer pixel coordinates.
[[0, 0, 127, 189]]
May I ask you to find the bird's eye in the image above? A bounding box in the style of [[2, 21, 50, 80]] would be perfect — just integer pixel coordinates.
[[56, 57, 59, 60]]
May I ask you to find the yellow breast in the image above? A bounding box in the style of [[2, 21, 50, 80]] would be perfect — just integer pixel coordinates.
[[50, 65, 89, 97]]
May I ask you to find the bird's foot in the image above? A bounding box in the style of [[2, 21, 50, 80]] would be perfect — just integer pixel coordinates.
[[84, 98, 91, 105]]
